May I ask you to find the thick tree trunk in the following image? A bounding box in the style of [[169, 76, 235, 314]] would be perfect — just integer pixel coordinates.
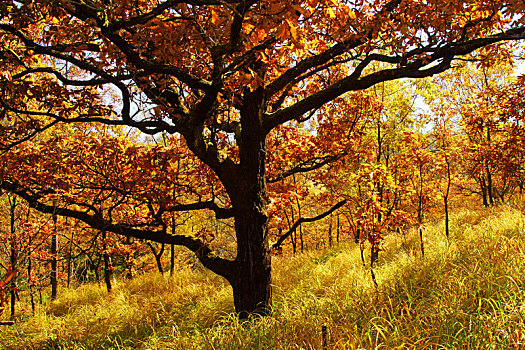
[[230, 209, 271, 318], [228, 91, 272, 317], [228, 155, 272, 317]]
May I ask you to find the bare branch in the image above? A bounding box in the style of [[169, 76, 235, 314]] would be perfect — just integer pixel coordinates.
[[272, 200, 347, 249], [268, 153, 345, 184]]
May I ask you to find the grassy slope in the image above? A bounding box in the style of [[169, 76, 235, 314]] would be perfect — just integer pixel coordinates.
[[1, 206, 524, 349]]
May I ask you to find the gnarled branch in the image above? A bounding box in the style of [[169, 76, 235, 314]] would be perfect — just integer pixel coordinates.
[[0, 180, 236, 280]]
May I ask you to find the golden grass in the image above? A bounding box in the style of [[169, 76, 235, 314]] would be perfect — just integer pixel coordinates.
[[1, 205, 524, 349]]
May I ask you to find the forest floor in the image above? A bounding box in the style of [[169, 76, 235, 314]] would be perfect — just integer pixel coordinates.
[[1, 206, 524, 349]]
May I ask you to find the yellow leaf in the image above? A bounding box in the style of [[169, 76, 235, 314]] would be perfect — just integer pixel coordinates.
[[327, 7, 336, 19], [243, 23, 255, 33], [286, 20, 299, 42], [210, 9, 219, 24], [286, 20, 303, 48]]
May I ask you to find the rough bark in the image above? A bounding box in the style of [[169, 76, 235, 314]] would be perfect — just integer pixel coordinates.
[[226, 89, 272, 317], [230, 209, 272, 317]]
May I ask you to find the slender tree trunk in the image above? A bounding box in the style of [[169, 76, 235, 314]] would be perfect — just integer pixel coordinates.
[[360, 240, 366, 267], [170, 244, 175, 276], [66, 229, 74, 288], [479, 176, 489, 207], [147, 242, 165, 275], [93, 254, 101, 284], [486, 162, 495, 206], [170, 217, 176, 276], [444, 146, 451, 238], [328, 213, 333, 247], [101, 231, 112, 293], [10, 244, 17, 319], [123, 237, 134, 279], [294, 189, 304, 253], [9, 196, 17, 319], [336, 214, 340, 244], [27, 235, 35, 313], [418, 164, 425, 258], [370, 239, 378, 289], [485, 126, 495, 206], [103, 253, 112, 291], [28, 255, 35, 313], [285, 205, 296, 254], [444, 196, 450, 239], [66, 254, 72, 288], [50, 214, 58, 300], [419, 227, 425, 258]]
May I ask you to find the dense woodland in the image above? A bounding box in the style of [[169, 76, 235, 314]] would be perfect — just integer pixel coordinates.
[[0, 0, 525, 343]]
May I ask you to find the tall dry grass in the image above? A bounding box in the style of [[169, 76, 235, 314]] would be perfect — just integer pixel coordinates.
[[1, 206, 524, 349]]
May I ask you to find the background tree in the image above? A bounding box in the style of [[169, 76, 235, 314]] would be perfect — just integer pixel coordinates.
[[431, 61, 524, 206]]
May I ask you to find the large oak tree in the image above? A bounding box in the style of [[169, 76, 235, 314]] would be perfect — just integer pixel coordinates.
[[1, 0, 524, 316]]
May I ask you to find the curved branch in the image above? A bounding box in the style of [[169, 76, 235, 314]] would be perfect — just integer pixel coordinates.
[[0, 180, 235, 280], [106, 0, 245, 31], [268, 153, 345, 184], [11, 67, 135, 87], [263, 26, 525, 132], [266, 0, 403, 97], [271, 200, 347, 249], [0, 96, 178, 137]]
